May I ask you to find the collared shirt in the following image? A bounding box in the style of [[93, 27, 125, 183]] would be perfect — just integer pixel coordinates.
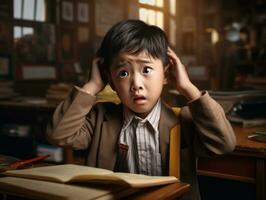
[[117, 99, 162, 176]]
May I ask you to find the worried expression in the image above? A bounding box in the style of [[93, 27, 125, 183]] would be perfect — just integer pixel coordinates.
[[109, 51, 167, 118]]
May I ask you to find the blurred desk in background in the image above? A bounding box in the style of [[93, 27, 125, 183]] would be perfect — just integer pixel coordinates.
[[198, 125, 266, 200], [0, 98, 60, 161]]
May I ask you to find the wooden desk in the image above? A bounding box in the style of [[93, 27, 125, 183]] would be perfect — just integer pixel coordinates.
[[130, 182, 190, 200], [0, 97, 56, 111], [0, 98, 58, 159], [0, 181, 190, 200], [198, 125, 266, 200]]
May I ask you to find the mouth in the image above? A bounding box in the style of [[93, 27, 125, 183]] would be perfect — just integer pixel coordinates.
[[133, 95, 146, 100], [133, 96, 147, 104]]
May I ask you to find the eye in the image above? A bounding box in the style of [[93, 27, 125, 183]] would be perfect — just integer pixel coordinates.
[[118, 70, 129, 78], [143, 66, 153, 74]]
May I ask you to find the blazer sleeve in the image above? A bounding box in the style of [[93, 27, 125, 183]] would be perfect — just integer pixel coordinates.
[[180, 91, 236, 156], [46, 87, 98, 150]]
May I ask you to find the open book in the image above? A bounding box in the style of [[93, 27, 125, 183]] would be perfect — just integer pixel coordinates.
[[0, 164, 180, 200], [2, 164, 178, 187], [0, 176, 133, 200]]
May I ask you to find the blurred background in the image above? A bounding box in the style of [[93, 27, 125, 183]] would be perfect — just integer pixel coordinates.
[[0, 1, 266, 200], [0, 0, 265, 97]]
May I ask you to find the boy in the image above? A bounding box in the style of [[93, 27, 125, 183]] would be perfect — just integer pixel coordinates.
[[47, 20, 236, 200]]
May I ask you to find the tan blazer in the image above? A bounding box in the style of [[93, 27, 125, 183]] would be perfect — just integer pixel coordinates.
[[47, 88, 236, 200]]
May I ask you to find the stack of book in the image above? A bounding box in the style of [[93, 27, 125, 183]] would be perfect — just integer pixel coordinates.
[[46, 83, 72, 105], [0, 81, 18, 100]]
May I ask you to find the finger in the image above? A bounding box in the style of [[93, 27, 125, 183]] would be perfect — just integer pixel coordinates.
[[167, 47, 177, 57], [168, 51, 183, 68], [167, 49, 178, 64], [175, 56, 182, 67], [167, 54, 176, 66]]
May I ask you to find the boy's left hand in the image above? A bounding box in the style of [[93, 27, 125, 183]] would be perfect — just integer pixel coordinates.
[[167, 47, 201, 101]]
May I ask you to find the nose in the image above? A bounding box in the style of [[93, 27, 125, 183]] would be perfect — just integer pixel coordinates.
[[130, 73, 143, 92]]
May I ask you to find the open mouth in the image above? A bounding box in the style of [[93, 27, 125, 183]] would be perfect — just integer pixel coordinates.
[[133, 96, 146, 104], [133, 96, 146, 100]]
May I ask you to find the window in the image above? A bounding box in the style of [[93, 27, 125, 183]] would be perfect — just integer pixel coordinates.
[[13, 0, 48, 39], [168, 0, 177, 46], [14, 0, 46, 21], [14, 26, 33, 39], [136, 0, 177, 47], [138, 0, 164, 29], [13, 0, 55, 64]]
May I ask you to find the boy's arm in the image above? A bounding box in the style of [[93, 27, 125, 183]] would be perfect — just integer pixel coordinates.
[[46, 88, 98, 149], [47, 58, 106, 149], [167, 48, 236, 155], [181, 91, 236, 156]]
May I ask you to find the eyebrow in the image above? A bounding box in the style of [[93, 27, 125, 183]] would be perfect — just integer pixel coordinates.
[[136, 59, 152, 64], [117, 58, 152, 66]]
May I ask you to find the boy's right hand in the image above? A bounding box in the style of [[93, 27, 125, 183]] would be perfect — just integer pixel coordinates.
[[82, 58, 106, 96]]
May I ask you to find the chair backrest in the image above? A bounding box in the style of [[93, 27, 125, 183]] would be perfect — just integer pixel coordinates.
[[169, 107, 181, 179]]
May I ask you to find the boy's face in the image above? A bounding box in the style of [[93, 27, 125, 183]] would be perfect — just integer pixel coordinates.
[[109, 51, 167, 118]]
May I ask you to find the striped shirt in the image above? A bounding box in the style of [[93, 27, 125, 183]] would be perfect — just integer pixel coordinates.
[[118, 99, 162, 176]]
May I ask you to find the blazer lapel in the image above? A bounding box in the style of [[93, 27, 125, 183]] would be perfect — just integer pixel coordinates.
[[159, 103, 180, 175], [98, 104, 123, 170]]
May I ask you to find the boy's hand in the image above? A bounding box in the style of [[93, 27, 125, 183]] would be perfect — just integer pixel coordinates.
[[167, 47, 201, 101], [82, 58, 106, 96]]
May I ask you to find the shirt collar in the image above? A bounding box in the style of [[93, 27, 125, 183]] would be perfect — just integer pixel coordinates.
[[122, 99, 161, 131]]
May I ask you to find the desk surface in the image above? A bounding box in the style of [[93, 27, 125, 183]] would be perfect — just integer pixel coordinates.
[[0, 179, 190, 200], [233, 125, 266, 157], [130, 182, 190, 200], [0, 98, 56, 110]]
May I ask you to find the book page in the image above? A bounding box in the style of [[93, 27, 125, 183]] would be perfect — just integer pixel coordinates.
[[3, 164, 178, 188], [0, 177, 128, 200], [72, 173, 178, 188], [106, 173, 178, 188], [4, 164, 113, 183]]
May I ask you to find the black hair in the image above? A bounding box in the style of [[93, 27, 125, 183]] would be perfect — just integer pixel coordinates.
[[97, 19, 169, 80]]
